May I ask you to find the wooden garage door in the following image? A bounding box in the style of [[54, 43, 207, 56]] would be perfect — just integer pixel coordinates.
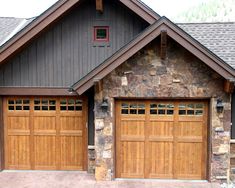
[[4, 97, 87, 170], [116, 100, 208, 179]]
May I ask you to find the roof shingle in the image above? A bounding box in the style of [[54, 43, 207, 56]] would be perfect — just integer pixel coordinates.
[[178, 22, 235, 69], [0, 17, 24, 45], [0, 17, 34, 46]]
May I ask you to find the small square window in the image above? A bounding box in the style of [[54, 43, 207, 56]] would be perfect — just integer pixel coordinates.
[[94, 26, 109, 42]]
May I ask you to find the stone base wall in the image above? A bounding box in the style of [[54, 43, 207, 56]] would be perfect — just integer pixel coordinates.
[[211, 98, 231, 183], [230, 143, 235, 182], [88, 146, 96, 174], [93, 38, 231, 181]]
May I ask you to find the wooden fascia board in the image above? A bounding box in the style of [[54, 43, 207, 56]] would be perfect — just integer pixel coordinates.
[[75, 23, 164, 95], [164, 21, 235, 79], [0, 87, 78, 96], [119, 0, 159, 24], [0, 0, 80, 64]]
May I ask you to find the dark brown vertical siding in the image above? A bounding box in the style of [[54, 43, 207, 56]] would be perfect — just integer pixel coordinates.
[[0, 97, 4, 170], [0, 0, 148, 87]]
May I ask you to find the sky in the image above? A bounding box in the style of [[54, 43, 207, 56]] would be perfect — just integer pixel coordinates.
[[0, 0, 210, 18]]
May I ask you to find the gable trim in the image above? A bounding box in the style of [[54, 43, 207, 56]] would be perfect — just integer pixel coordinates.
[[119, 0, 160, 24], [72, 17, 235, 95], [0, 0, 159, 65], [0, 0, 80, 64]]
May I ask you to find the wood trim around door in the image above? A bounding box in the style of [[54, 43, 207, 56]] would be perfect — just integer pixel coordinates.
[[3, 96, 88, 171], [115, 99, 209, 180], [0, 97, 4, 170]]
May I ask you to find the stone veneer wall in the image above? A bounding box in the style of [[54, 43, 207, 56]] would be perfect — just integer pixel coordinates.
[[93, 37, 231, 182]]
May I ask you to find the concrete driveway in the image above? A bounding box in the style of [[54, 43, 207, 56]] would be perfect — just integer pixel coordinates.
[[0, 171, 221, 188]]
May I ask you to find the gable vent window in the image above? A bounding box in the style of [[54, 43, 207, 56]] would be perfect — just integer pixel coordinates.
[[94, 26, 109, 42]]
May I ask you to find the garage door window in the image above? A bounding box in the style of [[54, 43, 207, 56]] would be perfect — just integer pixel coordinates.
[[8, 99, 30, 111], [60, 99, 82, 111], [150, 103, 174, 115], [121, 103, 145, 114], [179, 103, 204, 115], [34, 99, 56, 111]]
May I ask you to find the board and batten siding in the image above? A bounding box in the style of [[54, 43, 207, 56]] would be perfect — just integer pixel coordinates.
[[0, 0, 148, 87]]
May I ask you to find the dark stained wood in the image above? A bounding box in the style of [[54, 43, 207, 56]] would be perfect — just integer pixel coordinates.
[[0, 1, 149, 87], [0, 87, 78, 96], [0, 0, 81, 64], [224, 80, 234, 93], [96, 0, 103, 12], [119, 0, 160, 24], [94, 79, 103, 94], [0, 0, 159, 65], [74, 18, 235, 95], [0, 97, 4, 170], [160, 30, 167, 59]]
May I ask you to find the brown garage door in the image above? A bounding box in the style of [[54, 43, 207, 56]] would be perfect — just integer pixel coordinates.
[[4, 97, 87, 170], [116, 100, 208, 179]]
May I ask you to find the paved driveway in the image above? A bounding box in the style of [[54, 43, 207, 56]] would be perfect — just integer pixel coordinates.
[[0, 171, 221, 188]]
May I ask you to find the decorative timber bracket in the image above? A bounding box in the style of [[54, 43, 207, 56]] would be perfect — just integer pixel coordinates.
[[94, 78, 103, 94], [160, 30, 167, 60], [224, 79, 235, 93], [96, 0, 103, 13]]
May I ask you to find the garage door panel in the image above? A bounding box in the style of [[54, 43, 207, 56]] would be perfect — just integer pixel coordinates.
[[149, 121, 174, 137], [7, 116, 30, 131], [121, 120, 145, 137], [60, 116, 83, 131], [175, 143, 203, 179], [177, 122, 202, 136], [60, 136, 83, 170], [34, 116, 56, 130], [7, 136, 31, 169], [116, 100, 207, 180], [120, 142, 145, 178], [4, 97, 87, 171], [148, 142, 173, 178], [34, 136, 57, 169]]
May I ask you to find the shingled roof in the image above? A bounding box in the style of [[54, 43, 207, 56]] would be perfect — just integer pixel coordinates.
[[0, 17, 24, 45], [0, 17, 34, 46], [178, 22, 235, 69]]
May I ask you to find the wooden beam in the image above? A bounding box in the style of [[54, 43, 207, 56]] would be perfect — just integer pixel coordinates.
[[96, 0, 103, 12], [94, 79, 103, 94], [160, 30, 167, 60], [0, 97, 4, 170], [224, 80, 234, 93]]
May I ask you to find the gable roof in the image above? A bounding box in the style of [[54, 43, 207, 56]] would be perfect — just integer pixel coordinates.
[[0, 0, 160, 64], [178, 22, 235, 69], [72, 17, 235, 95]]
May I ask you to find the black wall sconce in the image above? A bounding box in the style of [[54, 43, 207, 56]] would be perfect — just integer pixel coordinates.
[[101, 98, 109, 112], [216, 99, 224, 113]]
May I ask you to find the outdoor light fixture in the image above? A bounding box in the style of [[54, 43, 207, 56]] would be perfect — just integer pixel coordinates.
[[216, 99, 224, 113], [101, 98, 109, 112]]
